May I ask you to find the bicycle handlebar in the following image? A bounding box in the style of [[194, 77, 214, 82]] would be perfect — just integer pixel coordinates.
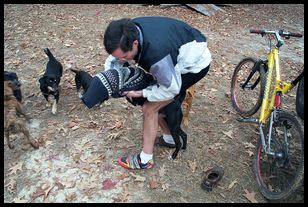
[[250, 29, 303, 38]]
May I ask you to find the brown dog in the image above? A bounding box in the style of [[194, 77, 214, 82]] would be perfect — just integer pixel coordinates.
[[4, 80, 38, 149]]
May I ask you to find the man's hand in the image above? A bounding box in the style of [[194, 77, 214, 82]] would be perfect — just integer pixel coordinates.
[[122, 90, 143, 98]]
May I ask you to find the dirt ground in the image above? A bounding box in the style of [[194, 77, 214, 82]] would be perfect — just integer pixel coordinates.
[[4, 4, 304, 203]]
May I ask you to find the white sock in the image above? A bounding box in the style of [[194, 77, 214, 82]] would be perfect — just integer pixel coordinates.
[[140, 150, 153, 164], [162, 134, 175, 144]]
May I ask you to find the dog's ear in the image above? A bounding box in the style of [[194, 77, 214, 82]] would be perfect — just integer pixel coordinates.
[[39, 76, 46, 85], [11, 72, 18, 80], [6, 80, 13, 88]]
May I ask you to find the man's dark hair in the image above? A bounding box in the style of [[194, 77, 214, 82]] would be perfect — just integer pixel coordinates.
[[104, 18, 139, 54]]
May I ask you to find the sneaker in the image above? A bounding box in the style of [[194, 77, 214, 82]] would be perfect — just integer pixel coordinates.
[[155, 135, 176, 148], [118, 153, 154, 169]]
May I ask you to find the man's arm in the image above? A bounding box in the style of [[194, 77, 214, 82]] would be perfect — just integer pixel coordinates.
[[142, 54, 181, 101]]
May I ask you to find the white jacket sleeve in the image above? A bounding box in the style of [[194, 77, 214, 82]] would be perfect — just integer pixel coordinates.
[[142, 54, 181, 101], [142, 70, 181, 101]]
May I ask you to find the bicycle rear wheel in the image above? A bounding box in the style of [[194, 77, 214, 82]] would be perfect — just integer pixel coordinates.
[[231, 57, 266, 117], [254, 110, 304, 201]]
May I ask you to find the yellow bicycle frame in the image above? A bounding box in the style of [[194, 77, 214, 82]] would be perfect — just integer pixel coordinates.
[[258, 48, 295, 124]]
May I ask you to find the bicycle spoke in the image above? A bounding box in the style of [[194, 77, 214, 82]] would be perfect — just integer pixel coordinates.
[[231, 58, 265, 117]]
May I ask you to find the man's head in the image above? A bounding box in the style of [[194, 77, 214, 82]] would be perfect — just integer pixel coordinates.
[[104, 18, 139, 61]]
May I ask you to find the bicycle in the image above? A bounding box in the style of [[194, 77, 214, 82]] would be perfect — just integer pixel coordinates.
[[230, 29, 304, 201]]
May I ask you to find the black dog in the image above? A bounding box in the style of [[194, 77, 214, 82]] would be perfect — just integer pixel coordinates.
[[4, 71, 22, 103], [39, 48, 63, 114], [69, 68, 93, 98], [159, 93, 188, 160]]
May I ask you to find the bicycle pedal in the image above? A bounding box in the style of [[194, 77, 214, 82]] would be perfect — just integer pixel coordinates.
[[236, 117, 259, 123]]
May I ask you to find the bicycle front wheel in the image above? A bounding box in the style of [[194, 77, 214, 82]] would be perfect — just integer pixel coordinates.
[[231, 57, 266, 117], [254, 110, 304, 201]]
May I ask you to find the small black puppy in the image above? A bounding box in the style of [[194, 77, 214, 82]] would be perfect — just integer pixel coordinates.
[[69, 68, 93, 98], [4, 71, 22, 103], [39, 48, 63, 114]]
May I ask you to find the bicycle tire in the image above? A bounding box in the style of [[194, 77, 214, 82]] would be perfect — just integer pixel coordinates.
[[231, 57, 266, 117], [296, 76, 304, 120], [254, 110, 304, 201]]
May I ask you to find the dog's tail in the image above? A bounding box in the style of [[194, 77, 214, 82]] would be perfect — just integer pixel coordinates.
[[43, 48, 55, 59], [182, 84, 196, 127]]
